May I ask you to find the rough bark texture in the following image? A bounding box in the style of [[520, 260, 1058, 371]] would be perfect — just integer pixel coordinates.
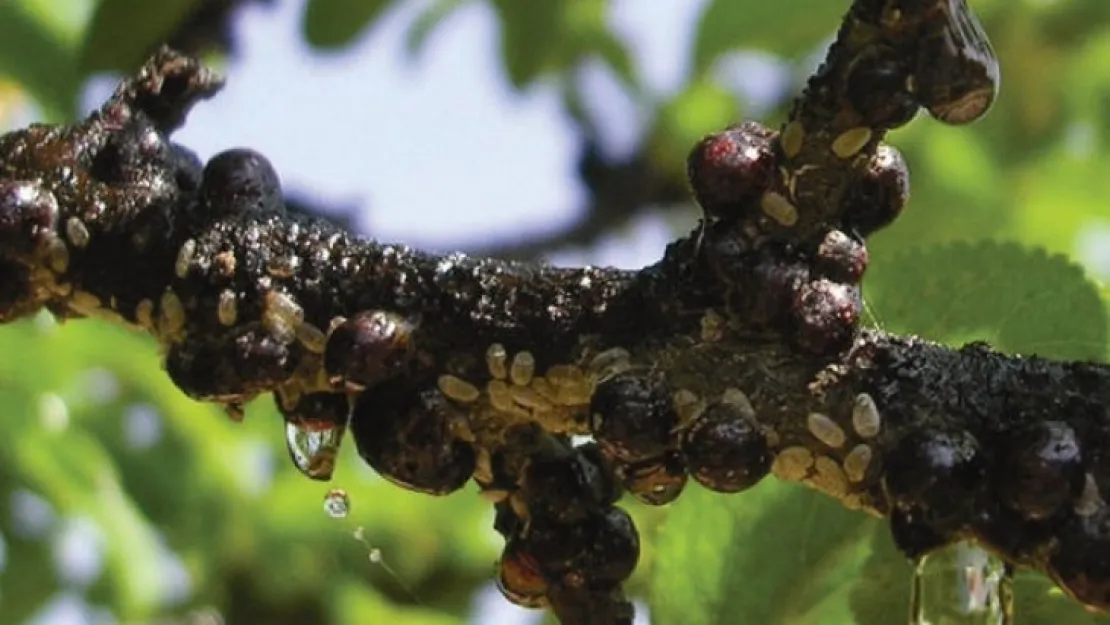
[[0, 0, 1106, 623]]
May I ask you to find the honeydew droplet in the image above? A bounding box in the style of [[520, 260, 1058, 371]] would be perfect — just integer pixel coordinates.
[[285, 418, 345, 481], [323, 488, 350, 518]]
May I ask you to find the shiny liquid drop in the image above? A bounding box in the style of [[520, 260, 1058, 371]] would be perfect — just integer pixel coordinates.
[[285, 418, 345, 481], [910, 540, 1013, 625], [324, 488, 350, 518]]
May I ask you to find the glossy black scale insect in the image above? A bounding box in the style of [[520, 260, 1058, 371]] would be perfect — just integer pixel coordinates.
[[349, 381, 475, 495], [199, 147, 285, 215], [680, 399, 771, 493]]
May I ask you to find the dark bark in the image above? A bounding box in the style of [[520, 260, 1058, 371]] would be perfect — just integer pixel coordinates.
[[0, 1, 1104, 623]]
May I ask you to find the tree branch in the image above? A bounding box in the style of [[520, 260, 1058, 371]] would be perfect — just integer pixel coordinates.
[[2, 1, 1103, 623]]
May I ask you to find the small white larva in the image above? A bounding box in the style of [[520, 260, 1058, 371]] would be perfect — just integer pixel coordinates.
[[760, 191, 799, 227], [807, 412, 846, 449], [830, 127, 873, 159], [851, 393, 882, 438]]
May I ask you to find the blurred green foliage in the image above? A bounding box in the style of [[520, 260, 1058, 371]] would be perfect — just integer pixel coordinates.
[[1, 0, 1110, 623]]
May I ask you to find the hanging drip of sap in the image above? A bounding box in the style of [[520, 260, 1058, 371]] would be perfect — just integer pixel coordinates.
[[909, 540, 1014, 625], [285, 417, 346, 480], [323, 488, 351, 518]]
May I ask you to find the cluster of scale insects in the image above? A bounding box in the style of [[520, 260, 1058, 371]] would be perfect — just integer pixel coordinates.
[[3, 3, 1110, 617]]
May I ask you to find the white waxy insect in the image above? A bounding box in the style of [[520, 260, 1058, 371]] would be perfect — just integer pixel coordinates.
[[486, 343, 509, 380], [672, 389, 703, 423], [588, 348, 631, 381], [721, 388, 756, 419], [65, 217, 90, 249], [438, 374, 481, 403], [487, 379, 515, 413], [1075, 474, 1104, 517], [760, 191, 799, 227], [810, 456, 849, 498], [852, 393, 882, 438], [217, 289, 237, 326], [831, 126, 873, 159], [68, 291, 101, 315], [262, 290, 303, 344], [509, 351, 535, 386], [159, 289, 186, 337], [175, 239, 196, 279], [771, 446, 814, 481], [842, 443, 873, 483], [780, 121, 805, 159], [135, 298, 154, 328], [510, 385, 553, 411], [807, 412, 847, 449], [297, 322, 327, 353], [46, 237, 69, 273]]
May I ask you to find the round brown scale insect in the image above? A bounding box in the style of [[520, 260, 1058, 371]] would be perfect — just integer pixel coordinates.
[[170, 143, 204, 191], [744, 252, 811, 329], [498, 536, 549, 609], [996, 420, 1085, 520], [348, 381, 476, 495], [680, 400, 771, 493], [842, 144, 910, 238], [845, 47, 919, 129], [791, 279, 862, 355], [526, 507, 640, 591], [590, 371, 679, 464], [971, 502, 1054, 567], [814, 229, 869, 285], [165, 323, 302, 400], [686, 121, 777, 221], [1048, 506, 1110, 612], [323, 310, 416, 389], [619, 452, 688, 506], [883, 428, 984, 535], [199, 147, 285, 215]]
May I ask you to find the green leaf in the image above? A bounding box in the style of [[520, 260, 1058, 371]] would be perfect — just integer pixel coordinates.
[[302, 0, 398, 50], [864, 240, 1109, 361], [649, 480, 877, 624], [1013, 570, 1110, 624], [849, 524, 915, 624], [0, 1, 82, 120], [691, 0, 844, 75], [648, 78, 740, 179], [0, 389, 164, 618], [404, 0, 467, 62], [489, 0, 565, 89], [78, 0, 201, 75], [559, 0, 638, 89]]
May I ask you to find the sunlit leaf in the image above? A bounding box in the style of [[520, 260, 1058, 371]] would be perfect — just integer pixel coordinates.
[[0, 1, 81, 120], [79, 0, 200, 75], [649, 480, 876, 624], [649, 79, 740, 179], [865, 240, 1108, 361], [489, 0, 565, 89], [691, 0, 843, 75]]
